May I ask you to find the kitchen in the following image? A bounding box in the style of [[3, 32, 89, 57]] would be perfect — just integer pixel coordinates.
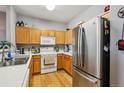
[[0, 5, 124, 87]]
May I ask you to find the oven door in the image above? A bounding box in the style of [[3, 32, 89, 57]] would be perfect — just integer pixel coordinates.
[[41, 54, 57, 69]]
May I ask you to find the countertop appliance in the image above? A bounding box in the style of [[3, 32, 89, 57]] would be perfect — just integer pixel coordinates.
[[19, 47, 25, 54], [40, 36, 55, 45], [64, 45, 70, 52], [72, 17, 110, 87]]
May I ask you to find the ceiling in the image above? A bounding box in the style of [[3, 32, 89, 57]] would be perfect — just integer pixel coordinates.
[[14, 5, 91, 23]]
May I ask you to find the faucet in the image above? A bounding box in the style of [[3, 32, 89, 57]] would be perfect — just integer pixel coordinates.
[[1, 44, 11, 62], [1, 42, 18, 63]]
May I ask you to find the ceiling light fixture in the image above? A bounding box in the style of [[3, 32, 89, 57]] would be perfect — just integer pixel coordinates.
[[46, 5, 55, 11]]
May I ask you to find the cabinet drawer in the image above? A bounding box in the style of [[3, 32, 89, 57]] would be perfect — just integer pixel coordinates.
[[33, 55, 41, 59], [57, 54, 63, 57]]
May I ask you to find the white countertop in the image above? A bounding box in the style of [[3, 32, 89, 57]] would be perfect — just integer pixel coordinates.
[[0, 51, 72, 87], [57, 51, 72, 56], [0, 54, 32, 87], [26, 51, 72, 56]]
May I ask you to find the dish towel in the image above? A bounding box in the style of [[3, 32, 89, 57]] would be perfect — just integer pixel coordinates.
[[44, 55, 55, 65]]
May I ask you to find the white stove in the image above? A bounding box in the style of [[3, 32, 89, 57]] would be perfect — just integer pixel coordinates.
[[40, 47, 57, 74]]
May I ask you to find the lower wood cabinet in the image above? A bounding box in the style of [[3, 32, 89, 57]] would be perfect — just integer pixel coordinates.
[[32, 55, 41, 74], [57, 54, 63, 69], [28, 55, 41, 87], [57, 54, 72, 76], [29, 57, 33, 87]]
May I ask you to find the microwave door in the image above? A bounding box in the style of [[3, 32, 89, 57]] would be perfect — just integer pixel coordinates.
[[72, 26, 81, 69]]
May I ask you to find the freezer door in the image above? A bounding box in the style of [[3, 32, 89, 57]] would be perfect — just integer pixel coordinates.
[[80, 18, 102, 79], [73, 67, 101, 87]]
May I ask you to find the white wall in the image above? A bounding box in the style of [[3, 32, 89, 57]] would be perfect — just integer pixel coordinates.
[[110, 5, 124, 87], [16, 15, 66, 31], [0, 11, 6, 41], [6, 5, 16, 45], [67, 5, 123, 86], [67, 5, 105, 28]]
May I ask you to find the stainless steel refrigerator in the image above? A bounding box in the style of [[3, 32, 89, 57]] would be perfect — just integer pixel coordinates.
[[72, 17, 110, 87]]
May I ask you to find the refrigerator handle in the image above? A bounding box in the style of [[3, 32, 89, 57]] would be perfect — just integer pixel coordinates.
[[80, 27, 83, 67], [80, 27, 85, 67], [74, 69, 98, 84], [78, 27, 81, 67]]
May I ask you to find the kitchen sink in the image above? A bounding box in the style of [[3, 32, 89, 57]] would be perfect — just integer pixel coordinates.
[[0, 54, 29, 67]]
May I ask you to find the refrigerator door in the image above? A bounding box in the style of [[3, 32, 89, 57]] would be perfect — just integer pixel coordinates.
[[72, 26, 81, 69], [72, 18, 102, 79], [73, 67, 101, 87], [80, 18, 102, 79]]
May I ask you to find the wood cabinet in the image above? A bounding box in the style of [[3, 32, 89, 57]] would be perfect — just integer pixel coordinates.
[[29, 57, 33, 87], [30, 28, 41, 44], [65, 55, 72, 75], [55, 31, 65, 44], [41, 31, 49, 36], [16, 27, 67, 45], [32, 55, 41, 74], [65, 30, 72, 44], [47, 30, 55, 36], [57, 54, 63, 69], [16, 27, 30, 44], [57, 54, 72, 76], [41, 30, 55, 37]]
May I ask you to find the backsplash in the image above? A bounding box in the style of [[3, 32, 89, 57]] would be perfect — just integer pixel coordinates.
[[16, 44, 65, 53]]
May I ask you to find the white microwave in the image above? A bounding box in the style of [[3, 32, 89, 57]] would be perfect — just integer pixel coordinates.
[[40, 36, 55, 45]]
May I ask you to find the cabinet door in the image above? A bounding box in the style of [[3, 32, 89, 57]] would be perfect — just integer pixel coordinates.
[[33, 56, 41, 74], [16, 27, 30, 44], [48, 30, 55, 36], [55, 31, 65, 44], [62, 55, 66, 70], [65, 31, 68, 44], [70, 57, 72, 76], [41, 31, 49, 36], [65, 30, 72, 44], [30, 28, 41, 44], [29, 58, 33, 87], [57, 54, 63, 69], [68, 30, 72, 44], [66, 60, 71, 74]]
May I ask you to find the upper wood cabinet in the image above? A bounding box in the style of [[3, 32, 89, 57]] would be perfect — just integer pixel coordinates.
[[41, 30, 55, 37], [47, 30, 55, 36], [65, 30, 72, 44], [16, 27, 30, 44], [41, 31, 49, 36], [16, 27, 66, 45], [55, 31, 65, 44], [68, 30, 72, 44], [30, 28, 41, 44]]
